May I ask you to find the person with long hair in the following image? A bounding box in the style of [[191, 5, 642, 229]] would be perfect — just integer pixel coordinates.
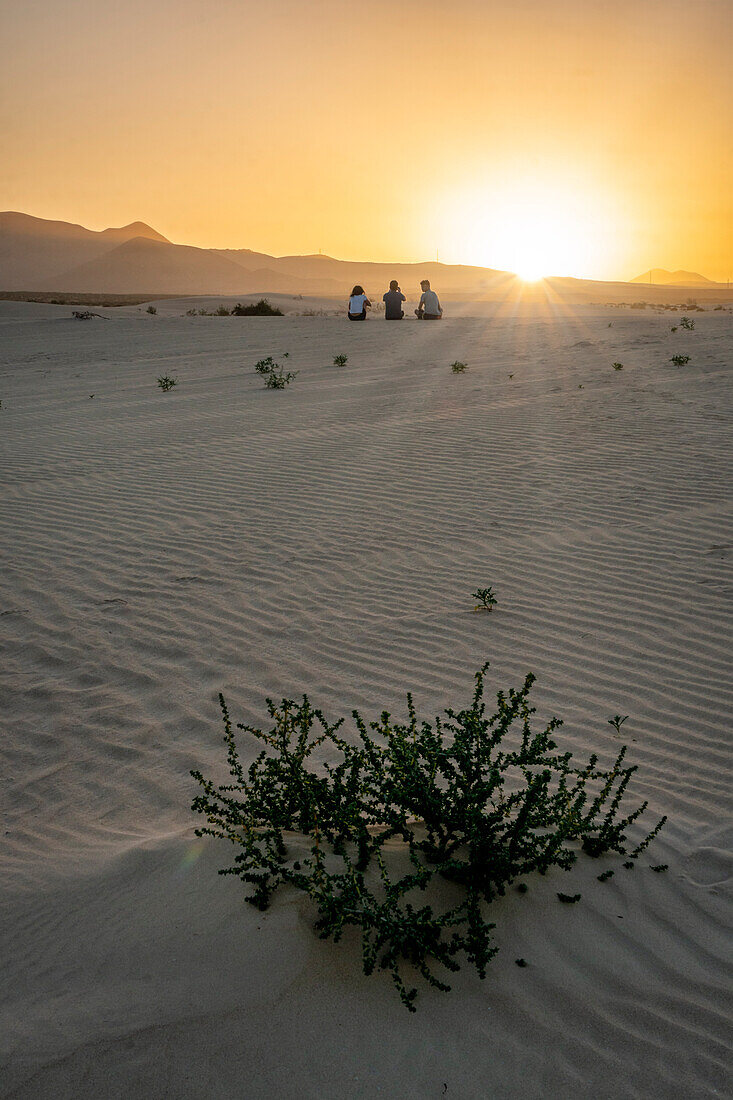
[[347, 285, 371, 320]]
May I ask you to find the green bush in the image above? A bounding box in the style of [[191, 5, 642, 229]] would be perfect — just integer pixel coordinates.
[[612, 362, 624, 371], [254, 356, 277, 374], [191, 664, 666, 1011], [253, 354, 296, 388], [232, 299, 284, 316], [451, 361, 468, 373], [333, 354, 348, 367], [264, 368, 298, 389], [146, 305, 157, 315], [472, 587, 497, 610], [680, 316, 695, 330], [670, 354, 691, 366], [157, 374, 177, 391]]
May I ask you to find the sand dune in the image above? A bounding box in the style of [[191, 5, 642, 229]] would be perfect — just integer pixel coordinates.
[[1, 299, 731, 1098]]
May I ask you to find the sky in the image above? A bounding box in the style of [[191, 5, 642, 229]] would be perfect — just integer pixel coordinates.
[[1, 0, 731, 281]]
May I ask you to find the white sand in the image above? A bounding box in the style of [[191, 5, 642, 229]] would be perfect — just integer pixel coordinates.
[[1, 298, 731, 1098]]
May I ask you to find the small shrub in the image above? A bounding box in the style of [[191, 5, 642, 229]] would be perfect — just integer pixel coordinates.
[[146, 305, 157, 315], [157, 375, 177, 391], [185, 308, 197, 316], [472, 587, 498, 611], [333, 354, 348, 367], [72, 310, 101, 320], [670, 354, 690, 366], [515, 958, 528, 967], [650, 864, 668, 873], [232, 299, 283, 317], [197, 309, 210, 316], [608, 715, 628, 734], [451, 361, 468, 373], [612, 362, 624, 371], [254, 356, 277, 375], [680, 316, 695, 330], [215, 305, 231, 316], [597, 870, 614, 882], [670, 326, 678, 332], [254, 354, 295, 388], [557, 893, 581, 904], [264, 368, 298, 389], [191, 664, 666, 1011]]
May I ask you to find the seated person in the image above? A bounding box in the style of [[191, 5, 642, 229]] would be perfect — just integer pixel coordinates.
[[415, 279, 443, 319], [383, 279, 406, 320], [348, 285, 371, 320]]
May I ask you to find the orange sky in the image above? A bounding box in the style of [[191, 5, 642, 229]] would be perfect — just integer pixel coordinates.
[[1, 0, 731, 281]]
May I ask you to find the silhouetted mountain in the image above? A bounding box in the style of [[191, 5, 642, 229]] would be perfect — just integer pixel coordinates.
[[99, 221, 170, 243], [631, 268, 714, 286], [40, 237, 327, 295], [0, 212, 169, 288]]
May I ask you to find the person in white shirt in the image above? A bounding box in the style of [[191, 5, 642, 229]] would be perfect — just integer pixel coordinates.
[[415, 279, 443, 320], [348, 285, 371, 320]]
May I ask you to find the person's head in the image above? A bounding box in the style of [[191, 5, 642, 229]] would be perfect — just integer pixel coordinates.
[[420, 279, 431, 290], [351, 284, 364, 296], [389, 279, 399, 291]]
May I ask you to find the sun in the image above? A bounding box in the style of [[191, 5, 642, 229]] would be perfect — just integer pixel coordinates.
[[489, 198, 587, 281], [440, 176, 611, 281], [514, 259, 546, 283]]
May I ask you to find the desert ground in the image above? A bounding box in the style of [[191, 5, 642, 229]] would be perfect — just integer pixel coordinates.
[[1, 296, 731, 1098]]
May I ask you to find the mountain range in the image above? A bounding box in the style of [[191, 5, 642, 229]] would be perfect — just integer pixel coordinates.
[[0, 212, 727, 300]]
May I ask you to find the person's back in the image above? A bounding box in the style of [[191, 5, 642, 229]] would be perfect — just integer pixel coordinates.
[[348, 284, 370, 320], [415, 279, 442, 320], [383, 280, 405, 320], [421, 288, 440, 314]]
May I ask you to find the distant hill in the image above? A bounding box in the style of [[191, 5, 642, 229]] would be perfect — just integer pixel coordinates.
[[40, 237, 329, 295], [631, 268, 714, 286], [0, 212, 169, 288], [99, 221, 170, 244]]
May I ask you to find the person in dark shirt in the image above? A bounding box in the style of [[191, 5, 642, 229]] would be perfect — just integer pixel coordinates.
[[383, 279, 406, 320]]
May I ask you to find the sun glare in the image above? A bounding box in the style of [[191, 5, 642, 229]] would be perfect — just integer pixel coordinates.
[[441, 178, 614, 281]]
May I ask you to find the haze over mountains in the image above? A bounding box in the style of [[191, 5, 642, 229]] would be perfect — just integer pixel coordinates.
[[0, 212, 728, 301]]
